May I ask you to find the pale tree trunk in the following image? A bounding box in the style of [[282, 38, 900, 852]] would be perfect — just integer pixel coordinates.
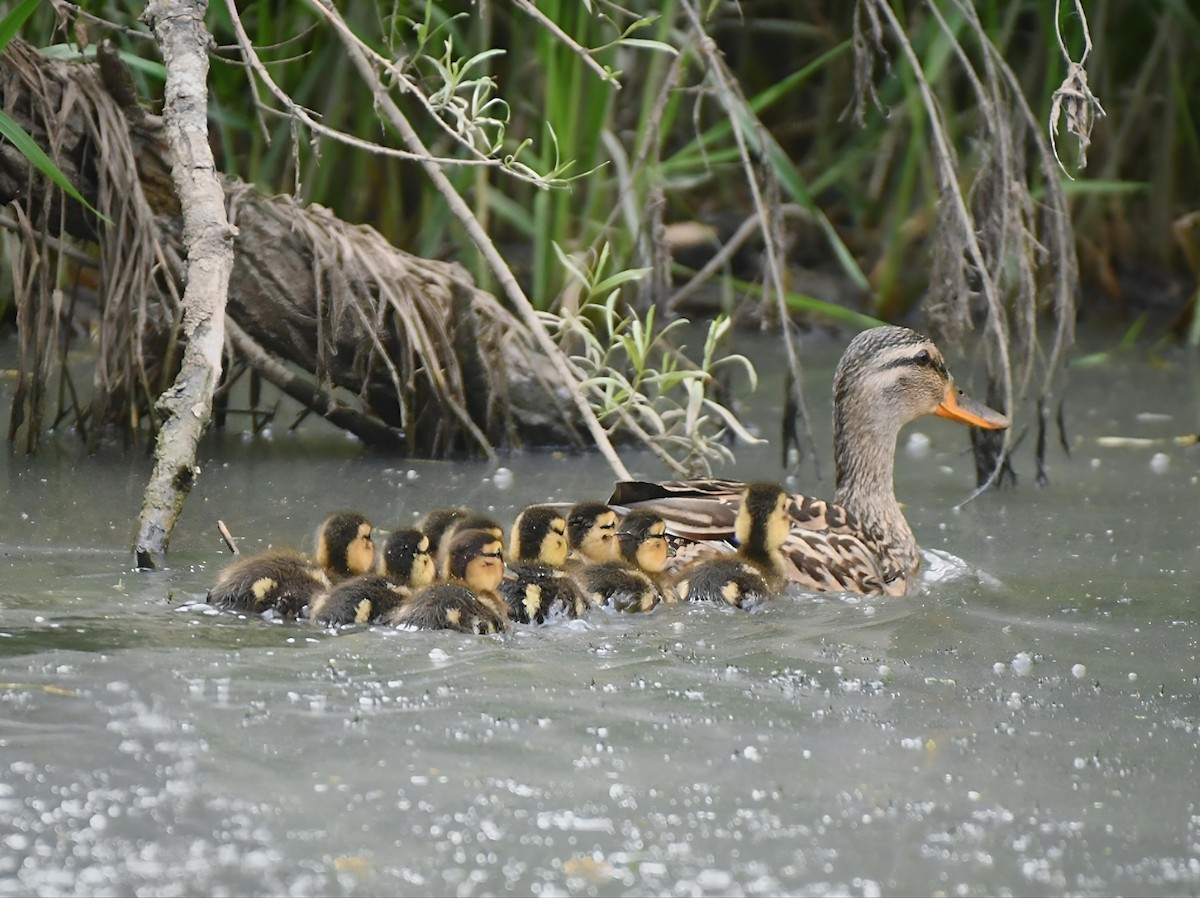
[[134, 0, 234, 569]]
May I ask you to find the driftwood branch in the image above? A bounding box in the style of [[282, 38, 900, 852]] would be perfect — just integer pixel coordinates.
[[134, 0, 235, 568]]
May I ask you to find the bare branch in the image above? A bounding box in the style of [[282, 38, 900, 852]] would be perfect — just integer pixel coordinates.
[[135, 0, 236, 568]]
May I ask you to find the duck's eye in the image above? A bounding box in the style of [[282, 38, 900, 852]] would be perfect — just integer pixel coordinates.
[[913, 349, 932, 367]]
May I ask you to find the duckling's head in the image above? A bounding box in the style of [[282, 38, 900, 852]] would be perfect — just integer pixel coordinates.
[[378, 528, 436, 589], [735, 482, 791, 554], [446, 529, 506, 593], [510, 506, 569, 566], [834, 326, 1010, 435], [439, 513, 504, 577], [616, 510, 670, 574], [315, 511, 375, 577], [568, 502, 620, 562], [418, 507, 471, 556]]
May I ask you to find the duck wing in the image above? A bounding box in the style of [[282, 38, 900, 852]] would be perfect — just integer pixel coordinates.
[[610, 480, 906, 595], [608, 479, 741, 542]]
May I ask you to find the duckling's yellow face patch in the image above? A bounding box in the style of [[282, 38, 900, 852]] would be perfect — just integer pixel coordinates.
[[580, 511, 619, 562], [346, 522, 375, 576], [540, 519, 569, 567], [465, 540, 505, 593], [635, 522, 670, 573]]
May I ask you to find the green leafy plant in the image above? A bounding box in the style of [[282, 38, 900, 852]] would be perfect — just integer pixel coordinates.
[[541, 243, 760, 475]]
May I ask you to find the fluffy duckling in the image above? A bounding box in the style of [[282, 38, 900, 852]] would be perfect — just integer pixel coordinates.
[[384, 529, 509, 633], [674, 482, 791, 609], [307, 528, 436, 626], [418, 506, 471, 558], [576, 510, 675, 613], [437, 513, 505, 578], [208, 511, 375, 618], [565, 501, 620, 568], [499, 505, 590, 623]]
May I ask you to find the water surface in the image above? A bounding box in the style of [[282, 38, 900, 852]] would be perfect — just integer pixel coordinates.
[[1, 334, 1198, 896]]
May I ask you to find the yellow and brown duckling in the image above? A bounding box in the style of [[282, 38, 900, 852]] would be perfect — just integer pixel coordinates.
[[610, 326, 1010, 596], [565, 502, 621, 566], [674, 482, 791, 609], [383, 528, 509, 634], [576, 510, 676, 613], [208, 511, 375, 618], [436, 513, 505, 579], [499, 505, 590, 624], [307, 528, 436, 626], [417, 506, 471, 561]]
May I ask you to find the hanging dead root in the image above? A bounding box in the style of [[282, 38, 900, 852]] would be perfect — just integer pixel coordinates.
[[1049, 0, 1106, 178], [0, 38, 582, 456]]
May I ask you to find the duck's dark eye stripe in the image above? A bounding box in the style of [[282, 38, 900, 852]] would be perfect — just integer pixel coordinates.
[[879, 352, 947, 377]]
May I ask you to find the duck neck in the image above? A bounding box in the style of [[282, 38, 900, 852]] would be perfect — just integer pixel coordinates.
[[832, 405, 916, 565]]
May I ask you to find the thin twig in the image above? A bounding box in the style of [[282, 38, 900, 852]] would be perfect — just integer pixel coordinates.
[[221, 0, 538, 179], [217, 520, 239, 555], [511, 0, 619, 87]]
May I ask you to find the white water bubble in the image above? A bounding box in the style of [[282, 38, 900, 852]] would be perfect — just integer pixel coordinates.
[[1150, 453, 1170, 473], [906, 432, 931, 456], [1011, 652, 1033, 676], [1071, 663, 1087, 678], [492, 467, 514, 489]]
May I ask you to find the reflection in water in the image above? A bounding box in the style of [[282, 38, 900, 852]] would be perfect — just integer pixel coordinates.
[[1, 335, 1198, 895]]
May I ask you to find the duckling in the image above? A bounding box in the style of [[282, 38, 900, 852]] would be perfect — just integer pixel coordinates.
[[208, 511, 375, 618], [437, 513, 505, 578], [307, 528, 436, 625], [383, 529, 509, 633], [499, 505, 589, 623], [674, 482, 791, 609], [576, 510, 675, 613], [565, 501, 620, 568], [417, 506, 471, 558]]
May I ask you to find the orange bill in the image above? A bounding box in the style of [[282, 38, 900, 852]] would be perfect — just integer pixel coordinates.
[[935, 383, 1009, 429]]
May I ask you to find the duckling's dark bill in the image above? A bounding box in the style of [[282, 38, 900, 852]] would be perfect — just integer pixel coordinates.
[[935, 386, 1009, 430]]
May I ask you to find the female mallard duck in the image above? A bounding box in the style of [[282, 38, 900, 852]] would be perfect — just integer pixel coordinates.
[[576, 510, 676, 613], [307, 528, 436, 626], [565, 502, 621, 566], [674, 482, 791, 609], [383, 529, 509, 633], [610, 326, 1009, 596], [208, 511, 375, 618], [500, 505, 590, 623]]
